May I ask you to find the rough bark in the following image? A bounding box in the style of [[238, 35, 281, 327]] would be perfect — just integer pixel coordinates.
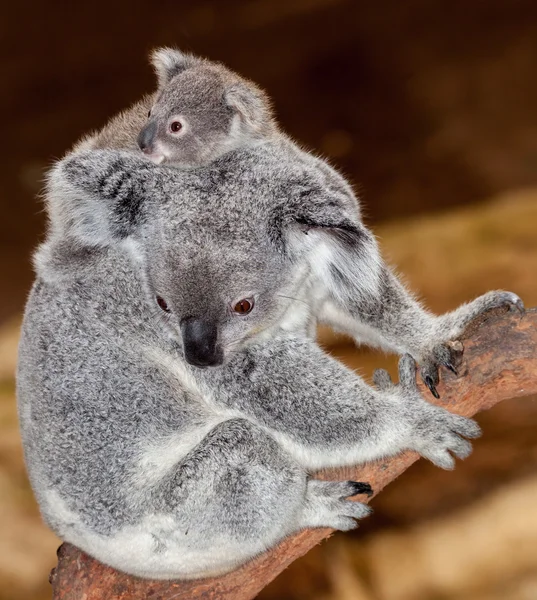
[[50, 307, 537, 600]]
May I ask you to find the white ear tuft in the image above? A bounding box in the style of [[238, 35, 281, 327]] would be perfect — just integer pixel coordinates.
[[150, 47, 197, 87]]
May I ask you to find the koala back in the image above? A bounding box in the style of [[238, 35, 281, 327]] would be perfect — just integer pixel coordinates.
[[74, 94, 155, 154]]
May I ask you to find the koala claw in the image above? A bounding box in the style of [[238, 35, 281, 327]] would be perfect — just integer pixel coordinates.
[[499, 291, 524, 312], [308, 479, 373, 500], [467, 290, 524, 319], [348, 481, 374, 497], [511, 296, 525, 314], [423, 374, 440, 399], [419, 341, 464, 399], [419, 291, 524, 399], [445, 362, 458, 376], [302, 479, 373, 531], [414, 406, 481, 470]]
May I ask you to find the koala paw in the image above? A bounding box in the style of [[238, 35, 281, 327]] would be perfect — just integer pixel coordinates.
[[420, 290, 524, 398], [301, 479, 373, 531], [374, 355, 481, 470]]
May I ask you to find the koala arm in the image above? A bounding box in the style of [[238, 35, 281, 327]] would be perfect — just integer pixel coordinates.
[[287, 160, 523, 396], [309, 228, 523, 396], [202, 334, 480, 472]]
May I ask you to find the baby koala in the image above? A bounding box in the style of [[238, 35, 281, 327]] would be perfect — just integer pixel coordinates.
[[136, 48, 277, 167]]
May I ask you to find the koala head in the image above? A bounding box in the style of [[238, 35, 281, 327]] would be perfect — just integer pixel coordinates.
[[46, 147, 371, 368], [137, 48, 276, 168]]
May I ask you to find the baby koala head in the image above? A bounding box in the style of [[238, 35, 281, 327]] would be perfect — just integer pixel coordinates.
[[138, 48, 277, 167]]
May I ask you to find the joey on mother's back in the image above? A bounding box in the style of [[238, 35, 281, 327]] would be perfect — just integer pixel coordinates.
[[83, 47, 276, 167]]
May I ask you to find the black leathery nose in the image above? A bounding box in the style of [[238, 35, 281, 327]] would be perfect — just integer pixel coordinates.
[[137, 121, 158, 153], [180, 317, 222, 367]]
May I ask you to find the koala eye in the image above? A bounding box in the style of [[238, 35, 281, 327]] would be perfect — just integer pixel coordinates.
[[170, 121, 183, 133], [233, 298, 254, 315], [147, 109, 151, 118], [156, 296, 171, 313]]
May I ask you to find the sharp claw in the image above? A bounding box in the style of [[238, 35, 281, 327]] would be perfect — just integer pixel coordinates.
[[425, 376, 440, 399], [511, 298, 525, 314], [446, 362, 458, 376], [349, 481, 374, 497]]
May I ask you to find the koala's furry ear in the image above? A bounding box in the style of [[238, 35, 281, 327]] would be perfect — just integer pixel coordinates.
[[283, 207, 382, 302], [275, 177, 376, 259], [225, 82, 274, 135], [46, 150, 154, 247], [150, 47, 199, 87], [270, 201, 368, 256]]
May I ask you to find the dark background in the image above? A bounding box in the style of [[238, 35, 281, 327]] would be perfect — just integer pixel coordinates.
[[2, 0, 537, 320]]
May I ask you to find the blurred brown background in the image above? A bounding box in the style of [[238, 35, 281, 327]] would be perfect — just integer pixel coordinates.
[[1, 1, 537, 599]]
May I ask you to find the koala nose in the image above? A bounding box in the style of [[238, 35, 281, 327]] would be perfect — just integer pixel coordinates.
[[180, 317, 223, 368], [137, 121, 157, 154]]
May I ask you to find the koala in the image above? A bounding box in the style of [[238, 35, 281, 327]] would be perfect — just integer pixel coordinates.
[[77, 48, 276, 167], [18, 139, 522, 579]]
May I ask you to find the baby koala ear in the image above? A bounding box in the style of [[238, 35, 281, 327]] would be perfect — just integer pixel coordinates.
[[225, 82, 274, 135], [150, 47, 199, 87]]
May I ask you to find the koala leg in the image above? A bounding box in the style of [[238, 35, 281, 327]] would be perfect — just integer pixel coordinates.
[[147, 418, 304, 576], [131, 417, 369, 578]]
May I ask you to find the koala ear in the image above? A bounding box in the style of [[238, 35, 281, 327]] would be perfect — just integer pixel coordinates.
[[46, 150, 155, 246], [150, 47, 199, 87], [277, 178, 367, 252], [225, 82, 273, 134], [269, 200, 368, 256], [287, 211, 382, 303]]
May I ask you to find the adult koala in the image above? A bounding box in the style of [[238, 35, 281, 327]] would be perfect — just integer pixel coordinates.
[[18, 139, 519, 579]]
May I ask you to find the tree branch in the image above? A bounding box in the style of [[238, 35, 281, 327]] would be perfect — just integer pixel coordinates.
[[50, 307, 537, 600]]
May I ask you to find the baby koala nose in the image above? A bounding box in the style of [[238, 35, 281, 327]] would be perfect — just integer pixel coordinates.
[[137, 121, 158, 154], [180, 317, 223, 368]]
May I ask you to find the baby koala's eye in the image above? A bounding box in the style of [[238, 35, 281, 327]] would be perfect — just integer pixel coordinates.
[[233, 298, 254, 315], [170, 121, 183, 133], [156, 296, 171, 313], [147, 109, 151, 118]]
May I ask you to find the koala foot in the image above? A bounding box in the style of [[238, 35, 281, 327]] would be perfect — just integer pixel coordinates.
[[301, 479, 373, 531], [420, 290, 524, 398], [375, 355, 481, 470]]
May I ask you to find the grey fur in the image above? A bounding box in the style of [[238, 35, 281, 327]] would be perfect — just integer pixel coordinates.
[[17, 50, 523, 579]]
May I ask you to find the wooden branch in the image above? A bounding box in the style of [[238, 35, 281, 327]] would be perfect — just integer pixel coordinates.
[[50, 307, 537, 600]]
